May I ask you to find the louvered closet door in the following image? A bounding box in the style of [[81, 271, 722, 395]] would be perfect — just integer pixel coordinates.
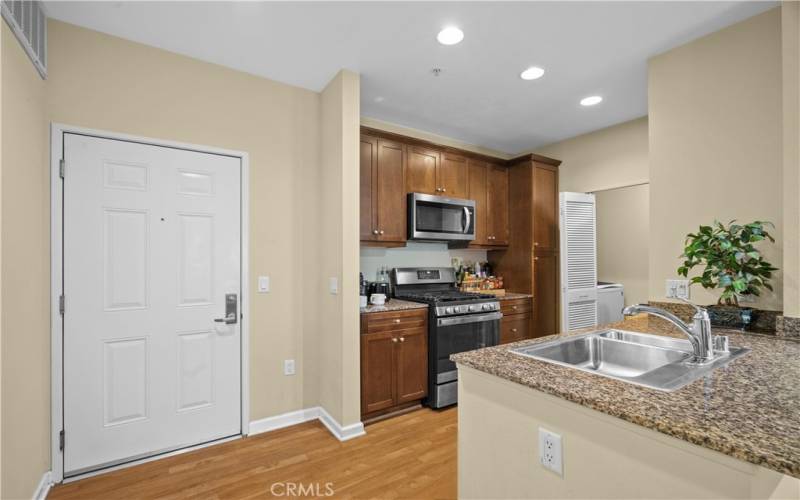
[[559, 192, 598, 332]]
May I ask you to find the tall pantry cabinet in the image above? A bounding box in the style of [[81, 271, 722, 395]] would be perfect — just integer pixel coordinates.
[[488, 154, 561, 338]]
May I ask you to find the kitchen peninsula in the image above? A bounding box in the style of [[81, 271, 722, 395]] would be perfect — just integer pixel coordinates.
[[453, 316, 800, 499]]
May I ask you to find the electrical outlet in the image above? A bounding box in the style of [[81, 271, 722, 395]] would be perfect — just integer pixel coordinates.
[[329, 277, 339, 295], [538, 428, 563, 477], [284, 359, 295, 376], [666, 279, 690, 299]]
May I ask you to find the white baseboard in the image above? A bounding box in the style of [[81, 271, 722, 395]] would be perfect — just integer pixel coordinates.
[[248, 407, 320, 435], [317, 406, 366, 441], [249, 407, 365, 442], [33, 471, 52, 500]]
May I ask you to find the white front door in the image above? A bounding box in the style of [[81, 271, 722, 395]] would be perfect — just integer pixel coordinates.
[[62, 133, 242, 476]]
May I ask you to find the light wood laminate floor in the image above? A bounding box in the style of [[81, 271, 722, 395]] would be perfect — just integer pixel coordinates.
[[49, 407, 457, 499]]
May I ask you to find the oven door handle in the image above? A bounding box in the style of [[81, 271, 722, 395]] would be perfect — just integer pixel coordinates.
[[437, 311, 502, 327]]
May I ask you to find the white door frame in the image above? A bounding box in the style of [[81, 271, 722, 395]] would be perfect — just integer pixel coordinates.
[[50, 123, 251, 482]]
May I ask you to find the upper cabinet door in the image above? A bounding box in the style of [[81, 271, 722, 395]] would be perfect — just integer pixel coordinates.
[[376, 139, 407, 242], [467, 159, 488, 246], [360, 135, 378, 241], [487, 165, 509, 246], [406, 147, 440, 195], [439, 153, 468, 198], [533, 163, 559, 252]]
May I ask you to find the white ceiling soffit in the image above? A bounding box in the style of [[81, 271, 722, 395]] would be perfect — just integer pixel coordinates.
[[45, 1, 778, 154]]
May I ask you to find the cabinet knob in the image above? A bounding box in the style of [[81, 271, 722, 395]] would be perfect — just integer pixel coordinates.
[[393, 319, 401, 324], [534, 242, 539, 247], [511, 328, 518, 333], [511, 305, 517, 310], [373, 229, 379, 235], [379, 230, 385, 235], [392, 337, 399, 343], [441, 188, 446, 193], [399, 337, 405, 342], [435, 187, 441, 192], [534, 257, 539, 261]]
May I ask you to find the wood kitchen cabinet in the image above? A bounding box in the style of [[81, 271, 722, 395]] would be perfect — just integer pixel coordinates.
[[499, 297, 533, 344], [440, 153, 468, 198], [361, 308, 428, 420], [406, 146, 440, 195], [360, 134, 407, 245], [467, 160, 509, 248], [488, 154, 562, 338], [487, 165, 509, 246]]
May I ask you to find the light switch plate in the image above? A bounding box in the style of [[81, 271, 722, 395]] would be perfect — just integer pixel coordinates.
[[258, 276, 270, 293], [284, 359, 295, 376], [329, 277, 339, 295]]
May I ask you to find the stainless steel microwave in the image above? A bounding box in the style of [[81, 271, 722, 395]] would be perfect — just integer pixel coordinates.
[[407, 193, 476, 242]]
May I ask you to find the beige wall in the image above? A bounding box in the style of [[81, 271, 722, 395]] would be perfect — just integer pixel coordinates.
[[536, 116, 649, 193], [1, 19, 363, 497], [318, 70, 361, 426], [649, 8, 783, 310], [536, 117, 650, 308], [458, 366, 800, 500], [783, 2, 800, 318], [1, 22, 50, 500], [595, 184, 650, 306]]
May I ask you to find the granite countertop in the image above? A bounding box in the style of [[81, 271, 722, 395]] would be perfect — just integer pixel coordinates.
[[360, 299, 428, 314], [452, 315, 800, 479], [496, 292, 532, 301]]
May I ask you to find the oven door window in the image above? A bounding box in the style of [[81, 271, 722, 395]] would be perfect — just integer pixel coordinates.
[[436, 317, 499, 377], [416, 201, 473, 234]]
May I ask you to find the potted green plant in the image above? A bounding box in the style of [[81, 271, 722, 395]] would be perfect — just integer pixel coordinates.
[[677, 220, 778, 329]]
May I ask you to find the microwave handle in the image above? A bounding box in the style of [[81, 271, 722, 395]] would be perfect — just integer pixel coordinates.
[[463, 206, 471, 234]]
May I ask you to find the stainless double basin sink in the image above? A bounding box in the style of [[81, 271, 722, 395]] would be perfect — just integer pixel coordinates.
[[511, 330, 749, 391]]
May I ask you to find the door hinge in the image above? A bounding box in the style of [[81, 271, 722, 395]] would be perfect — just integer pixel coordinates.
[[59, 294, 65, 316], [59, 430, 65, 451], [59, 159, 65, 179]]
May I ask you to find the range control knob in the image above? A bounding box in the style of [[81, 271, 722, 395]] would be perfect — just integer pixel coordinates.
[[445, 307, 454, 314], [469, 305, 477, 312], [454, 306, 462, 313], [482, 304, 491, 311]]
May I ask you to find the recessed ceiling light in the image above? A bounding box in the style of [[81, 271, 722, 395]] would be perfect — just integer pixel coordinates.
[[520, 67, 545, 80], [580, 96, 603, 106], [437, 26, 464, 45]]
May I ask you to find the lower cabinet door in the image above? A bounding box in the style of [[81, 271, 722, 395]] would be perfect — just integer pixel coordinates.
[[500, 314, 532, 344], [361, 332, 396, 415], [395, 328, 428, 404]]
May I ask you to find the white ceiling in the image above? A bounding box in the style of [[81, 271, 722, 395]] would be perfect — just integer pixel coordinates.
[[45, 1, 777, 154]]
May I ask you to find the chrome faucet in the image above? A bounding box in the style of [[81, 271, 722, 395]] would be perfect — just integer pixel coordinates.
[[622, 299, 718, 363]]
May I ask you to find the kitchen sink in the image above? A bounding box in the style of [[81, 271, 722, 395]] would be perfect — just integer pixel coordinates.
[[511, 329, 749, 391]]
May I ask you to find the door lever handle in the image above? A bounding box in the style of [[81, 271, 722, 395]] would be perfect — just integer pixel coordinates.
[[215, 293, 238, 325], [214, 313, 237, 325]]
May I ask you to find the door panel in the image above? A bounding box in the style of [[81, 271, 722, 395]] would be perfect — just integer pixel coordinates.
[[361, 332, 396, 414], [406, 147, 439, 195], [395, 329, 428, 404], [63, 133, 241, 476], [534, 253, 559, 337], [467, 160, 488, 245], [533, 164, 558, 252], [360, 135, 377, 240], [487, 165, 509, 245], [376, 139, 406, 242], [440, 153, 468, 198]]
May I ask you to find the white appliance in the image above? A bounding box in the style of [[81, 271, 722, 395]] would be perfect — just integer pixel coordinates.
[[597, 282, 625, 325], [559, 192, 598, 332]]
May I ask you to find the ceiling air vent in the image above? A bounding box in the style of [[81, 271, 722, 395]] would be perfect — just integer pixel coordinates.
[[1, 0, 47, 78]]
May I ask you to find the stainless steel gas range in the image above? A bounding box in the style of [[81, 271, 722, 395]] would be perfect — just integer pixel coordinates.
[[392, 267, 501, 408]]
